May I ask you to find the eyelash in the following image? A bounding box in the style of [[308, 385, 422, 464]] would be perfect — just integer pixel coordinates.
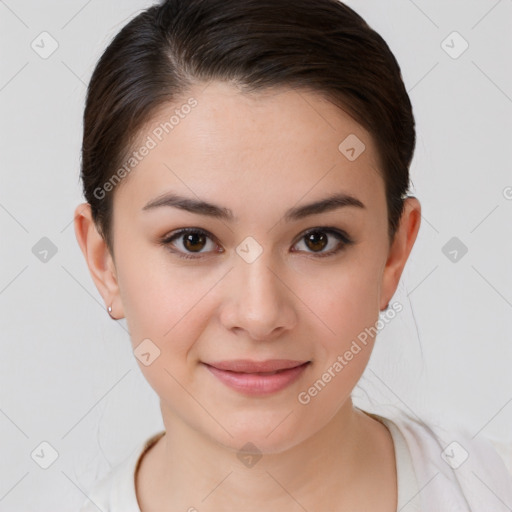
[[160, 227, 354, 261]]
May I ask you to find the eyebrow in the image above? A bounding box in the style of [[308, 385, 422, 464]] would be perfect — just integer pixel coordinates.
[[142, 191, 365, 222]]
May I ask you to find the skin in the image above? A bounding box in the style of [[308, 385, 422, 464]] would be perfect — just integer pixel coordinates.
[[75, 81, 421, 511]]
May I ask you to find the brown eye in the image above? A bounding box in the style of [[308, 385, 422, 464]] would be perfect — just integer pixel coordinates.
[[161, 228, 220, 259], [292, 228, 353, 258], [182, 231, 207, 252], [304, 231, 328, 252]]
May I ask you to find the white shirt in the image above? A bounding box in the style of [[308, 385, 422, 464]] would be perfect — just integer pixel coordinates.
[[79, 407, 512, 511]]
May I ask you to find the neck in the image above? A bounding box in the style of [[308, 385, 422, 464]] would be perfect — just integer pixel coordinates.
[[137, 398, 396, 511]]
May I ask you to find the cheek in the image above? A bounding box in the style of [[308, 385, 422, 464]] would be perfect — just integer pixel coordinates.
[[115, 241, 189, 343], [305, 263, 381, 347], [293, 275, 380, 416], [115, 240, 225, 364], [115, 250, 215, 402]]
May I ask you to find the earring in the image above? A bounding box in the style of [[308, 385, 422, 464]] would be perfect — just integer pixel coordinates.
[[107, 303, 115, 319]]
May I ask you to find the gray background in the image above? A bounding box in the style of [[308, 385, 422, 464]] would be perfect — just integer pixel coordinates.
[[1, 0, 511, 510]]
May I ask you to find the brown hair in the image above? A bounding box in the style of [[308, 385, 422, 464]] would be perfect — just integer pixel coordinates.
[[80, 0, 415, 254]]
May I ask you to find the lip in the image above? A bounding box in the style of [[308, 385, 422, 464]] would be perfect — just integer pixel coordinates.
[[203, 360, 311, 395], [206, 359, 309, 373]]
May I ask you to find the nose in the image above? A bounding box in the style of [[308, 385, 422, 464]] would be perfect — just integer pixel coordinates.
[[219, 254, 297, 341]]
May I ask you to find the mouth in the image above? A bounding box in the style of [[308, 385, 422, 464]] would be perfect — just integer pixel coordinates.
[[205, 359, 310, 373], [202, 360, 311, 395]]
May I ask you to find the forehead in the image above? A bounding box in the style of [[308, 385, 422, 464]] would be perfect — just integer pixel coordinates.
[[116, 81, 385, 217]]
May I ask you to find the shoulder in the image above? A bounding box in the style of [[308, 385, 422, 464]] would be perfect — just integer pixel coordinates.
[[362, 406, 512, 511], [79, 431, 165, 512], [488, 437, 512, 475]]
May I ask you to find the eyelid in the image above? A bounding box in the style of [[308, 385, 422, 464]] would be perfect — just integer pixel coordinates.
[[291, 227, 353, 259], [294, 226, 352, 245], [161, 227, 222, 259]]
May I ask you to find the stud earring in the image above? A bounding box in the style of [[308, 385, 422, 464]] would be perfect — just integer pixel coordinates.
[[107, 303, 115, 319]]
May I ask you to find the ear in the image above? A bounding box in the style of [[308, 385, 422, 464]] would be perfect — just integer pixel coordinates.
[[73, 203, 124, 319], [379, 196, 421, 311]]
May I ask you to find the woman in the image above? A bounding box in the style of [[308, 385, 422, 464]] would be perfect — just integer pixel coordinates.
[[74, 0, 512, 510]]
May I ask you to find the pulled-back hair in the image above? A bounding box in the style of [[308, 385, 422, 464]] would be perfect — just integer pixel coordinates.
[[80, 0, 415, 253]]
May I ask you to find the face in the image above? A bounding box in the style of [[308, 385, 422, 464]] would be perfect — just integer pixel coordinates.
[[78, 81, 418, 454]]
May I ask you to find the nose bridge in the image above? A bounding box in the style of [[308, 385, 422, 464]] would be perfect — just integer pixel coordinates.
[[243, 252, 279, 301], [222, 246, 296, 339]]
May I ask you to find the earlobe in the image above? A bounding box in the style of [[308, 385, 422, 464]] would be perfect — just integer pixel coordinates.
[[379, 197, 422, 311], [73, 203, 123, 319]]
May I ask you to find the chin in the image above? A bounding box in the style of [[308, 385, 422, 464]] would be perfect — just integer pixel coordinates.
[[206, 414, 310, 456]]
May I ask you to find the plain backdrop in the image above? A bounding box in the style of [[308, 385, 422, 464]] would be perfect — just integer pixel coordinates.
[[1, 0, 511, 510]]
